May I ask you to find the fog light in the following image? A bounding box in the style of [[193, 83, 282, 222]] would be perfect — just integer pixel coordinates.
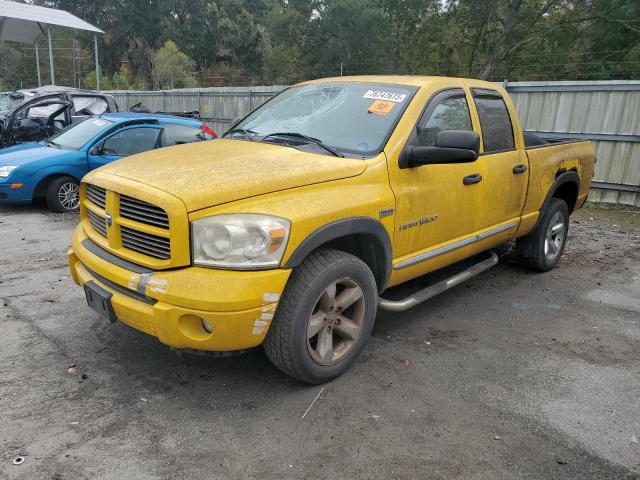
[[201, 318, 213, 334]]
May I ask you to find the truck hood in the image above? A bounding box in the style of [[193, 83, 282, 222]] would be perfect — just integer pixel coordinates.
[[87, 139, 367, 212]]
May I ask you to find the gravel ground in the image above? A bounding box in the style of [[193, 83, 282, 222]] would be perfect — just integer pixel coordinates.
[[1, 201, 639, 480]]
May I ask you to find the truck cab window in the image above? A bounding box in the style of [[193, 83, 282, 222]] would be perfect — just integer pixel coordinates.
[[473, 94, 515, 152], [418, 96, 472, 146]]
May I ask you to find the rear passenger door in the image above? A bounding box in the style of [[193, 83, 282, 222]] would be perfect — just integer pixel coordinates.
[[471, 88, 528, 236]]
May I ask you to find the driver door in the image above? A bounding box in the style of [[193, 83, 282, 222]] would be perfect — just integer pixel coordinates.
[[87, 125, 164, 170], [387, 88, 484, 280], [12, 97, 72, 142]]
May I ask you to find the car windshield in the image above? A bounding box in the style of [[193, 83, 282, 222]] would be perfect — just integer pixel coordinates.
[[230, 82, 417, 156], [0, 92, 25, 115], [47, 117, 114, 150]]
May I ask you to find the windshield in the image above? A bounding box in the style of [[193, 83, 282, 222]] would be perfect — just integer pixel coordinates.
[[231, 82, 417, 156], [47, 117, 114, 150], [0, 92, 25, 115]]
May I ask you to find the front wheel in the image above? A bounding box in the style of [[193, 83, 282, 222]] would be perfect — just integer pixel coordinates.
[[263, 249, 378, 384], [46, 176, 80, 213], [516, 198, 569, 271]]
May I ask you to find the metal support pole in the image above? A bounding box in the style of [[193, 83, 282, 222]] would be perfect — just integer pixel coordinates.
[[94, 34, 100, 91], [47, 26, 55, 85], [35, 42, 42, 87]]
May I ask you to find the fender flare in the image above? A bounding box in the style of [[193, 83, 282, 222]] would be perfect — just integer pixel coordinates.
[[284, 217, 393, 290], [533, 170, 580, 230]]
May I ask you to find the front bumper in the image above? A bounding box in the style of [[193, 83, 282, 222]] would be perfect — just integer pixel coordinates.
[[68, 224, 292, 351], [0, 181, 31, 203]]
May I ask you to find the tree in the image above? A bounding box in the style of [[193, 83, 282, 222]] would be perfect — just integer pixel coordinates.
[[152, 40, 198, 89]]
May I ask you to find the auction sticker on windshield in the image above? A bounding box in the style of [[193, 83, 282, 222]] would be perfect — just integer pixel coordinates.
[[368, 100, 396, 116], [93, 119, 108, 127], [363, 90, 407, 103]]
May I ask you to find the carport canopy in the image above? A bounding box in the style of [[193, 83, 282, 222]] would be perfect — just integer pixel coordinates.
[[0, 0, 104, 89]]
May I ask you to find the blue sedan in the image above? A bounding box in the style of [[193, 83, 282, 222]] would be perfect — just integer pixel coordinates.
[[0, 113, 217, 212]]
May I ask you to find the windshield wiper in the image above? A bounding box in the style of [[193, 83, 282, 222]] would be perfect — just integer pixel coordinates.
[[45, 140, 62, 149], [262, 132, 344, 158], [223, 128, 257, 141]]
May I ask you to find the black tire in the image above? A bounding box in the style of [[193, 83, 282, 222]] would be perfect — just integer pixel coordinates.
[[45, 176, 80, 213], [516, 198, 569, 272], [263, 249, 378, 384]]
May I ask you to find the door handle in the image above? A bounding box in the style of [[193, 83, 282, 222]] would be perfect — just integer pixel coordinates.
[[463, 173, 482, 185], [513, 164, 527, 174]]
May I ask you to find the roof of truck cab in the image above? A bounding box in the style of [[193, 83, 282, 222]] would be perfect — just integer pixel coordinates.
[[300, 75, 501, 89], [99, 112, 201, 125]]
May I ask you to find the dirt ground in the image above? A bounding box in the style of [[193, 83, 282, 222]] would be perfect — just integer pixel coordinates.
[[1, 201, 639, 480]]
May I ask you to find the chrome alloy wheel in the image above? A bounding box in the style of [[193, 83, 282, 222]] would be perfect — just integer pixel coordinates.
[[544, 211, 566, 263], [58, 182, 80, 210], [306, 278, 366, 366]]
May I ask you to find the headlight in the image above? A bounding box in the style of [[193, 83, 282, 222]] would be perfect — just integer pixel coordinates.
[[192, 214, 290, 269], [0, 166, 17, 178]]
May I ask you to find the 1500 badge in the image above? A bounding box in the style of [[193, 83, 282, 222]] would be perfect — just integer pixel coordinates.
[[399, 215, 438, 231]]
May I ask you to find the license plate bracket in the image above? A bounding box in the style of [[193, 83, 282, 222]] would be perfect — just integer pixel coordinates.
[[84, 280, 116, 323]]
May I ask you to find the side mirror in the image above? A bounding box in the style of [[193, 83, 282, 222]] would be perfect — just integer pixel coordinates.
[[89, 146, 101, 156], [402, 130, 480, 168]]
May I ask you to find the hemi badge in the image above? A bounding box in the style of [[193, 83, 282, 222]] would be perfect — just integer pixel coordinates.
[[379, 208, 394, 218]]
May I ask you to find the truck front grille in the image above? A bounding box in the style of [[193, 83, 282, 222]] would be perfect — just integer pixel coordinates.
[[83, 183, 173, 263]]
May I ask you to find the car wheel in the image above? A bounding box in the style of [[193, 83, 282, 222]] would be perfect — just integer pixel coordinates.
[[263, 249, 378, 384], [46, 176, 80, 213], [516, 198, 569, 272]]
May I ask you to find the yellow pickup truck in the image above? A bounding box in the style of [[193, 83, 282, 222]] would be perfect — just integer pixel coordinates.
[[68, 76, 595, 383]]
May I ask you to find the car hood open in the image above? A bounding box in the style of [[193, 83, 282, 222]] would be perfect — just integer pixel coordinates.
[[85, 139, 367, 212]]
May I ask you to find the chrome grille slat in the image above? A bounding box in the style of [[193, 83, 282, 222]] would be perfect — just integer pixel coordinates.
[[120, 195, 169, 229], [121, 228, 170, 247], [118, 208, 169, 228], [121, 241, 170, 259], [121, 239, 170, 258], [87, 210, 107, 237], [86, 185, 106, 208], [121, 226, 171, 259]]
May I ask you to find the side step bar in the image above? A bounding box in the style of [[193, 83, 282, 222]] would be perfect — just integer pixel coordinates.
[[378, 251, 499, 312]]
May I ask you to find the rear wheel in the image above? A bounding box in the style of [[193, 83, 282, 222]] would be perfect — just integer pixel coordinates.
[[263, 249, 378, 384], [516, 198, 569, 271], [45, 176, 80, 213]]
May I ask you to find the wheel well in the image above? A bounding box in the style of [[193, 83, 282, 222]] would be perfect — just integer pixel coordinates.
[[33, 174, 76, 199], [552, 174, 579, 213], [310, 233, 389, 293]]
